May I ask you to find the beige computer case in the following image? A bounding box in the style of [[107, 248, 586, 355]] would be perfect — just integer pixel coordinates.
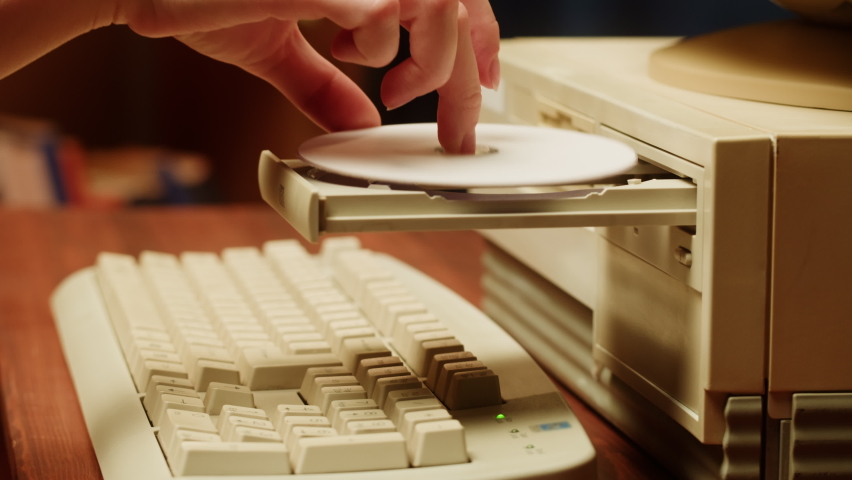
[[478, 38, 852, 480], [258, 36, 852, 480]]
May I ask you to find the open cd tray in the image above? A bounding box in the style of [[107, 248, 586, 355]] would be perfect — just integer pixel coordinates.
[[258, 150, 697, 242]]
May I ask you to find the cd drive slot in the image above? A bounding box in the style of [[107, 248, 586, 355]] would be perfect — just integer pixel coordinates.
[[259, 151, 697, 242]]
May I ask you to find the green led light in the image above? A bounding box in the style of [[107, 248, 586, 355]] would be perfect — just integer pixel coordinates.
[[495, 414, 506, 419]]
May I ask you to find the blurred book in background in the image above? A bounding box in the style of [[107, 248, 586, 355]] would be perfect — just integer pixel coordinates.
[[0, 115, 59, 206], [0, 114, 214, 207]]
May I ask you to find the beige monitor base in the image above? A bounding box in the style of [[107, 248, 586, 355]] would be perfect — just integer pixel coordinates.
[[649, 20, 852, 111]]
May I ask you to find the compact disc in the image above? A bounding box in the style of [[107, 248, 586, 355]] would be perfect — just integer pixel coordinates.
[[298, 123, 637, 188]]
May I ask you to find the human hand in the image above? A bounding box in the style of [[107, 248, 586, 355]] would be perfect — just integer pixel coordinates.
[[115, 0, 500, 154]]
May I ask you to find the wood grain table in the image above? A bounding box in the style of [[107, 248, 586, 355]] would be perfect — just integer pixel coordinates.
[[0, 206, 673, 480]]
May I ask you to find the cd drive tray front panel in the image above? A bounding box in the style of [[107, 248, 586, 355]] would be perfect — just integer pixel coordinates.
[[259, 152, 697, 242]]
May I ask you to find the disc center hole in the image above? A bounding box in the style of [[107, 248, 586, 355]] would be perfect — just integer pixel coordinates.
[[434, 145, 499, 156]]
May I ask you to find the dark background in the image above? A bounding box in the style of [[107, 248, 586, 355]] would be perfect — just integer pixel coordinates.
[[0, 0, 792, 201]]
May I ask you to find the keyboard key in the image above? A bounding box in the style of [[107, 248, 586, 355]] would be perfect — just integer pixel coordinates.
[[306, 376, 360, 406], [392, 321, 445, 351], [230, 340, 276, 357], [278, 416, 332, 440], [390, 312, 440, 339], [326, 318, 371, 333], [130, 328, 171, 344], [351, 272, 398, 301], [382, 302, 429, 337], [171, 442, 291, 476], [358, 282, 405, 311], [182, 345, 232, 369], [129, 340, 176, 365], [191, 360, 241, 392], [272, 404, 322, 433], [419, 339, 465, 377], [372, 375, 423, 408], [333, 409, 388, 432], [263, 239, 309, 259], [175, 334, 222, 354], [445, 369, 502, 410], [398, 330, 455, 376], [434, 360, 488, 400], [354, 356, 404, 385], [326, 399, 379, 422], [203, 382, 254, 414], [260, 303, 303, 315], [385, 396, 443, 426], [267, 314, 311, 329], [150, 394, 205, 427], [237, 348, 341, 390], [319, 236, 361, 263], [371, 295, 419, 334], [300, 287, 343, 301], [232, 426, 283, 443], [400, 409, 453, 439], [285, 426, 337, 453], [426, 351, 476, 391], [218, 322, 264, 338], [139, 347, 185, 362], [143, 384, 198, 417], [284, 340, 332, 355], [344, 419, 397, 435], [217, 405, 268, 430], [318, 385, 368, 414], [139, 250, 180, 268], [338, 336, 391, 373], [211, 305, 253, 317], [408, 420, 468, 467], [363, 366, 410, 396], [166, 431, 221, 461], [311, 301, 362, 324], [145, 375, 194, 393], [159, 410, 218, 454], [328, 327, 378, 353], [225, 332, 272, 353], [220, 416, 275, 442], [298, 366, 352, 401], [270, 324, 316, 339], [292, 432, 409, 474], [278, 332, 324, 350], [315, 311, 364, 335], [134, 360, 188, 392]]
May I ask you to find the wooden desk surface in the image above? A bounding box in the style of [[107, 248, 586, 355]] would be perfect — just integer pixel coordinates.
[[0, 207, 672, 480]]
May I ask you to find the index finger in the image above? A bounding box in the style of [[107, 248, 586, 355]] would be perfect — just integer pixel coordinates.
[[436, 3, 481, 154]]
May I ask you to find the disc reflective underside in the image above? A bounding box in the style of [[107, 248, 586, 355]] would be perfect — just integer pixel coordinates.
[[298, 123, 637, 188]]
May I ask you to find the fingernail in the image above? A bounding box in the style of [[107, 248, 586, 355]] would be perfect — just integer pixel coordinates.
[[382, 93, 405, 112], [385, 98, 408, 111], [461, 131, 476, 154], [489, 59, 501, 91]]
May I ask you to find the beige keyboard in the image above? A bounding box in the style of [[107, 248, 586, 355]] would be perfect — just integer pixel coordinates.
[[51, 237, 597, 479]]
